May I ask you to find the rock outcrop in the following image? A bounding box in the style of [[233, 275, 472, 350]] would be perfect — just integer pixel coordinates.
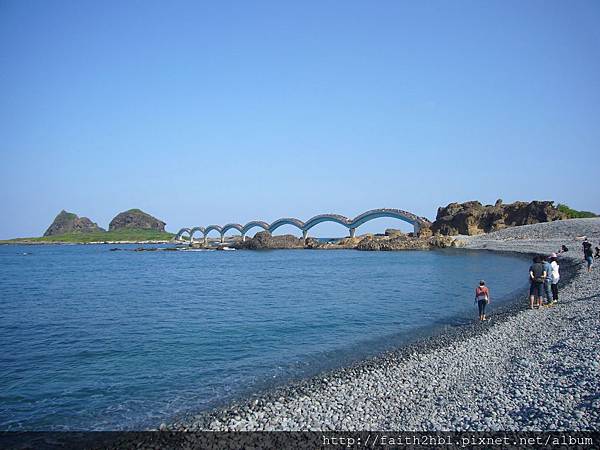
[[304, 236, 362, 249], [356, 233, 456, 251], [234, 231, 305, 250], [108, 209, 166, 232], [430, 200, 567, 236], [231, 230, 457, 251], [44, 210, 105, 236]]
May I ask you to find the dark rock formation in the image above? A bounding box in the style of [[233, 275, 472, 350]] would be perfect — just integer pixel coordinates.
[[232, 230, 457, 251], [108, 209, 166, 232], [416, 224, 433, 238], [44, 210, 105, 236], [430, 200, 567, 236], [234, 231, 305, 250], [356, 233, 456, 251], [304, 237, 361, 249]]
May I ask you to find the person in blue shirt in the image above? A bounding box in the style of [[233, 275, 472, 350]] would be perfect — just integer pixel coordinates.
[[542, 256, 552, 306]]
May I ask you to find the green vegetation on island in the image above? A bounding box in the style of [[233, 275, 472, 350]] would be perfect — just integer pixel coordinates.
[[556, 204, 598, 219], [0, 207, 176, 243], [2, 229, 174, 244]]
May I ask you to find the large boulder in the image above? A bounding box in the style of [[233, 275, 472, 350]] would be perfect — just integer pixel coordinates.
[[430, 200, 567, 236], [235, 231, 305, 249], [108, 209, 166, 231], [44, 210, 105, 236]]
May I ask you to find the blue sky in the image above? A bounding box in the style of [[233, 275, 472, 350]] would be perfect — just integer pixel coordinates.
[[1, 0, 599, 239]]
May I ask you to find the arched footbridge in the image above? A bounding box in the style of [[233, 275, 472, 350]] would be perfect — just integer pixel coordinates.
[[175, 208, 431, 244]]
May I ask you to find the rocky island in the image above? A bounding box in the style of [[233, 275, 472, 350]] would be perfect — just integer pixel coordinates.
[[109, 208, 167, 232], [2, 208, 173, 244], [44, 210, 105, 236]]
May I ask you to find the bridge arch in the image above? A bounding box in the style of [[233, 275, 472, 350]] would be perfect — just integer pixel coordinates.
[[188, 227, 204, 243], [349, 208, 429, 234], [269, 218, 304, 235], [221, 223, 243, 235], [175, 227, 191, 241], [241, 221, 269, 240], [303, 214, 351, 232], [203, 225, 222, 236], [203, 225, 223, 244]]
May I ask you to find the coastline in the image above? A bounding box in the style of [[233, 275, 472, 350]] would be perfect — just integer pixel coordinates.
[[168, 218, 600, 431], [0, 240, 175, 245]]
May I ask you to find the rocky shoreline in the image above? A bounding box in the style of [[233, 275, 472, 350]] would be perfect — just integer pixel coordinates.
[[168, 218, 599, 431]]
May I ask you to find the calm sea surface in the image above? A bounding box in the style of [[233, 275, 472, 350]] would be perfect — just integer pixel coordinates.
[[0, 244, 530, 430]]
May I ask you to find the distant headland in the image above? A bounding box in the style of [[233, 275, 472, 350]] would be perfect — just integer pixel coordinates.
[[2, 208, 173, 244], [0, 201, 596, 246]]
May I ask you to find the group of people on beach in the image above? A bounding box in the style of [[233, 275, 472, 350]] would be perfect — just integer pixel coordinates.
[[528, 253, 560, 309], [474, 239, 596, 321]]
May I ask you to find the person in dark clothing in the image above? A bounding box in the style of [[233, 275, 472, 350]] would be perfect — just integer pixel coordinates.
[[558, 245, 569, 254], [583, 240, 593, 272], [529, 255, 546, 309], [595, 246, 600, 258]]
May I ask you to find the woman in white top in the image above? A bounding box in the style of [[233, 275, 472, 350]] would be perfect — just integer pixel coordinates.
[[549, 253, 560, 303]]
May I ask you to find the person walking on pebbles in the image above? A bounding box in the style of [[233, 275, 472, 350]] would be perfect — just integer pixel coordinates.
[[529, 256, 546, 309], [583, 239, 593, 272], [475, 280, 490, 321]]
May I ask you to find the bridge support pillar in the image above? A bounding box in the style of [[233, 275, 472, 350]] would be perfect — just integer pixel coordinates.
[[302, 230, 308, 240], [349, 228, 356, 238], [220, 234, 224, 244], [413, 223, 420, 236], [242, 233, 246, 242], [203, 236, 208, 245]]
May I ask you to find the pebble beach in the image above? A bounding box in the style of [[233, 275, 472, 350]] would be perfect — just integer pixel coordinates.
[[171, 218, 600, 432]]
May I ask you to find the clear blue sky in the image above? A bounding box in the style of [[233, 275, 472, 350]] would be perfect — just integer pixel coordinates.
[[1, 0, 599, 239]]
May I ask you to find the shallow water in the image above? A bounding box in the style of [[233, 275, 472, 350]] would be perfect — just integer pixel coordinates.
[[0, 245, 529, 430]]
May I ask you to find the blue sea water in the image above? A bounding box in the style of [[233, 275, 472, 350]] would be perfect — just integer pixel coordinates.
[[0, 244, 530, 430]]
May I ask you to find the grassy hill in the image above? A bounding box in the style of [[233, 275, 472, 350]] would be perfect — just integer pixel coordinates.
[[557, 204, 598, 219], [1, 228, 175, 244]]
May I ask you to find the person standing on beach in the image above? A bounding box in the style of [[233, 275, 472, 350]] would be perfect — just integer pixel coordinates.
[[475, 280, 490, 321], [529, 256, 546, 309], [583, 240, 593, 272], [549, 253, 560, 303], [542, 256, 552, 305]]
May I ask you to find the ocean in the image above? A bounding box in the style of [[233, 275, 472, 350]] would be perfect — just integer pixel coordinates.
[[0, 244, 530, 430]]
